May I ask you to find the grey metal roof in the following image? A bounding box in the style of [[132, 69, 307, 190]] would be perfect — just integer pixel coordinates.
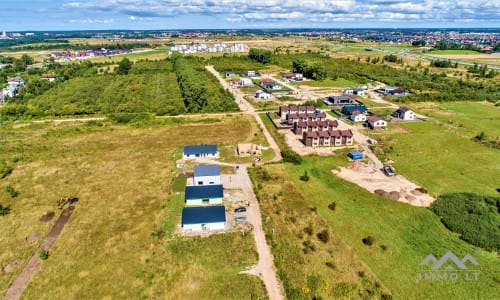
[[182, 206, 226, 224], [194, 165, 220, 177], [183, 144, 218, 155], [185, 184, 224, 200]]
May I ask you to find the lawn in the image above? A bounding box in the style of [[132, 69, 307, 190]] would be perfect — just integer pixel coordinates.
[[0, 116, 267, 299], [251, 156, 500, 299], [295, 78, 359, 88]]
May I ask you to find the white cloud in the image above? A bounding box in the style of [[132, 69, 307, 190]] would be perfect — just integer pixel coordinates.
[[69, 18, 114, 24], [62, 0, 500, 25]]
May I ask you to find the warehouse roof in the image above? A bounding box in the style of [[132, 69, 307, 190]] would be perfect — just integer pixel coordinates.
[[185, 184, 224, 200], [183, 144, 218, 156], [182, 206, 226, 225], [194, 165, 220, 177]]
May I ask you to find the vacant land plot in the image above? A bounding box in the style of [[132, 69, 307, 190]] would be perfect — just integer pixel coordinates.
[[369, 120, 500, 196], [251, 156, 500, 299], [0, 116, 266, 299]]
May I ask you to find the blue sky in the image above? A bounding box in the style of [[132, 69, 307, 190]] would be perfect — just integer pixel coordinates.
[[1, 0, 499, 31]]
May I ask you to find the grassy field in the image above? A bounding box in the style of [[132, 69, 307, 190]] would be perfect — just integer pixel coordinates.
[[295, 78, 360, 88], [251, 156, 500, 299], [0, 115, 267, 299], [426, 50, 480, 55], [369, 118, 500, 196]]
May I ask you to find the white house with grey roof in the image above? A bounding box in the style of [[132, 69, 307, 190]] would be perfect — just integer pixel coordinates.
[[193, 165, 221, 186]]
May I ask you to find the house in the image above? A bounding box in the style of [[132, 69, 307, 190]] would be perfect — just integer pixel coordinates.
[[7, 76, 25, 87], [247, 70, 256, 77], [193, 165, 221, 186], [324, 95, 358, 106], [239, 78, 253, 87], [380, 86, 398, 95], [293, 73, 303, 81], [348, 151, 363, 160], [185, 184, 224, 205], [42, 75, 56, 82], [293, 120, 339, 135], [279, 105, 316, 121], [391, 106, 415, 121], [342, 105, 368, 116], [367, 115, 387, 130], [255, 90, 272, 99], [237, 143, 261, 157], [349, 111, 367, 122], [286, 112, 327, 125], [388, 89, 408, 96], [302, 129, 353, 147], [261, 81, 281, 90], [181, 206, 226, 231], [353, 89, 365, 96], [183, 145, 219, 159]]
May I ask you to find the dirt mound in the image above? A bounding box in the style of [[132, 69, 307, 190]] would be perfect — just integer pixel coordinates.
[[388, 191, 401, 200], [39, 211, 55, 222], [3, 260, 22, 273], [414, 187, 428, 194], [26, 232, 42, 243]]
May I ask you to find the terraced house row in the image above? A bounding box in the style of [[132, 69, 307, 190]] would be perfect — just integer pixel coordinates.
[[303, 129, 354, 147]]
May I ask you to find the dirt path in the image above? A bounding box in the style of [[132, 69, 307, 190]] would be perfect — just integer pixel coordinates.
[[4, 206, 76, 300], [204, 66, 285, 299], [206, 65, 282, 163]]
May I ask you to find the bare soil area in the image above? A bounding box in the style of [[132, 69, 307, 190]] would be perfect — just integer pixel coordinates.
[[333, 162, 435, 207]]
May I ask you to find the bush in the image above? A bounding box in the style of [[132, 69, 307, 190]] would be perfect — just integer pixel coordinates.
[[430, 193, 500, 251], [317, 229, 330, 243], [0, 160, 13, 179], [281, 150, 302, 164], [300, 171, 309, 181], [362, 236, 375, 246], [328, 202, 336, 211], [5, 185, 19, 198], [0, 204, 10, 216], [39, 249, 49, 260]]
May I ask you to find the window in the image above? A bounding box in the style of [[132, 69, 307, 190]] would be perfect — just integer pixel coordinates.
[[202, 198, 209, 204], [209, 182, 214, 184], [198, 181, 203, 185]]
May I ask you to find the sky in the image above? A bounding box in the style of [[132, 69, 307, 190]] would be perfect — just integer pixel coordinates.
[[0, 0, 499, 31]]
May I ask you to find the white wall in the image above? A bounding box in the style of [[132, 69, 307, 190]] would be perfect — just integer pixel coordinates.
[[194, 175, 221, 186], [183, 222, 225, 231], [183, 152, 219, 160], [185, 197, 223, 206]]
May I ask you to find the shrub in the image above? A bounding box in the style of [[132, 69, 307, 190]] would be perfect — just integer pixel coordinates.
[[0, 160, 13, 179], [362, 236, 375, 246], [380, 244, 388, 251], [325, 261, 336, 269], [430, 193, 500, 251], [0, 204, 10, 216], [317, 229, 330, 243], [300, 171, 309, 181], [5, 185, 19, 198], [303, 226, 313, 236], [39, 249, 49, 260], [281, 150, 302, 164], [328, 202, 336, 211]]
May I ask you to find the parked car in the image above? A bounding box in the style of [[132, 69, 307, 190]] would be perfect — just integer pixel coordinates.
[[383, 165, 395, 176], [235, 216, 247, 222], [234, 207, 247, 213]]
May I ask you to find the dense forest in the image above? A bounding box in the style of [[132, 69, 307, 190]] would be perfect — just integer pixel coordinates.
[[431, 193, 500, 251], [0, 56, 239, 119]]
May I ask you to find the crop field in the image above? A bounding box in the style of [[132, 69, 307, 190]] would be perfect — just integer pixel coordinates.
[[250, 156, 500, 299], [0, 115, 267, 299]]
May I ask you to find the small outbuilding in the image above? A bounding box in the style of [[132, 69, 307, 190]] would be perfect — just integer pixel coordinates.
[[348, 151, 363, 160], [193, 165, 221, 186], [181, 205, 226, 231], [183, 144, 219, 159], [185, 184, 224, 205]]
